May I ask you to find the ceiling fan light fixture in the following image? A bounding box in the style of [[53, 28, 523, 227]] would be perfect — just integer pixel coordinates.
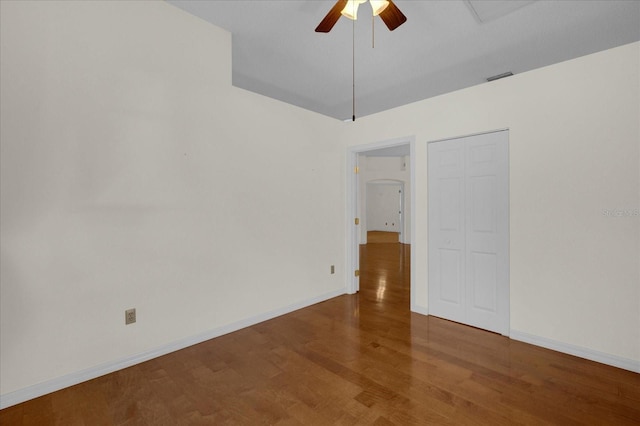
[[341, 0, 367, 20], [370, 0, 389, 16], [315, 0, 405, 32]]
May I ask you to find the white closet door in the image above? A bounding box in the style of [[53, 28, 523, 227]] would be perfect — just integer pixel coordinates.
[[428, 131, 509, 335], [464, 132, 509, 335], [427, 138, 466, 323]]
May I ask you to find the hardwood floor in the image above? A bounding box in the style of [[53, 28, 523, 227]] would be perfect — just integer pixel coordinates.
[[366, 231, 399, 244], [2, 242, 639, 425]]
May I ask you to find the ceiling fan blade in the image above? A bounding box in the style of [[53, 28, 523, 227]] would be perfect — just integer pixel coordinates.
[[379, 0, 407, 31], [315, 0, 349, 33]]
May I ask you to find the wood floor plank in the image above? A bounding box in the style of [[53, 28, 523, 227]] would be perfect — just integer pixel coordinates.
[[2, 242, 639, 425]]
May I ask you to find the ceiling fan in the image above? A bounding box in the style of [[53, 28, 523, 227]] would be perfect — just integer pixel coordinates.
[[315, 0, 407, 33]]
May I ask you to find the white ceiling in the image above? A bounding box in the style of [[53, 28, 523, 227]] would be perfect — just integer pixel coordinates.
[[167, 0, 640, 121]]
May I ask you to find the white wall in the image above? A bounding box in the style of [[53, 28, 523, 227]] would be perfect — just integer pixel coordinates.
[[0, 0, 346, 401], [366, 182, 402, 233], [344, 42, 640, 366]]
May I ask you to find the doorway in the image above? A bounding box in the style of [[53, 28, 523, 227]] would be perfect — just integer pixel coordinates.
[[427, 130, 509, 335], [346, 138, 415, 310]]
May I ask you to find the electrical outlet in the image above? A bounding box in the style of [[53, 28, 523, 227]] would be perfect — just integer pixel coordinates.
[[125, 308, 136, 325], [331, 265, 335, 274]]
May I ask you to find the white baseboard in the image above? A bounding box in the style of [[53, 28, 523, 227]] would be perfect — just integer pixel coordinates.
[[510, 329, 640, 373], [411, 304, 429, 316], [0, 288, 346, 410]]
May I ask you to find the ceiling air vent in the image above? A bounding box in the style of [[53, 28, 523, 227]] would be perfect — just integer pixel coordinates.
[[487, 72, 514, 82]]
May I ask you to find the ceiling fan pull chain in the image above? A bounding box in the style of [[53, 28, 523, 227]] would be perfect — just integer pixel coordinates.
[[372, 14, 375, 48], [352, 13, 356, 121]]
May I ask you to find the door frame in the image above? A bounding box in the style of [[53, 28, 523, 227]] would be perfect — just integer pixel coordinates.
[[346, 136, 416, 311]]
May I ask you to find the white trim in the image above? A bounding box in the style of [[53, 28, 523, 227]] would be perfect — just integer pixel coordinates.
[[411, 305, 429, 316], [350, 136, 415, 153], [510, 330, 640, 373], [427, 128, 510, 145], [0, 289, 345, 409], [408, 140, 418, 313], [346, 148, 359, 294]]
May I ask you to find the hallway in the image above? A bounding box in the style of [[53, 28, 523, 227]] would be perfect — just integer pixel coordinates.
[[359, 238, 410, 312]]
